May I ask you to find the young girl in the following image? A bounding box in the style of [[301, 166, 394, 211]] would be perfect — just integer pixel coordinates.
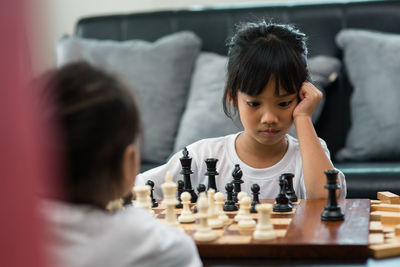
[[136, 21, 346, 200], [40, 62, 201, 267]]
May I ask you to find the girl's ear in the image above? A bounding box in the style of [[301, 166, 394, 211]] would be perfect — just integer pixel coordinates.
[[121, 144, 140, 196]]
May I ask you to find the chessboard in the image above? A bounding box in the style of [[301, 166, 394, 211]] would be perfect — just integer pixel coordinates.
[[153, 198, 371, 260]]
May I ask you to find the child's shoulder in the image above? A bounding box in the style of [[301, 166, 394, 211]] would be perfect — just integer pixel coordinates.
[[186, 132, 239, 151]]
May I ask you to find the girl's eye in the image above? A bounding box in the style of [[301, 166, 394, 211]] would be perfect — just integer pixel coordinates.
[[246, 101, 260, 107], [279, 101, 293, 107]]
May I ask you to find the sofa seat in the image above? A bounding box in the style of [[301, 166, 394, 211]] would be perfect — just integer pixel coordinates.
[[336, 162, 400, 199]]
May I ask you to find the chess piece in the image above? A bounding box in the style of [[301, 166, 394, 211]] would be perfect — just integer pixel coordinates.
[[273, 177, 293, 212], [122, 191, 133, 206], [146, 180, 158, 208], [215, 192, 229, 224], [281, 173, 297, 203], [207, 189, 223, 228], [193, 184, 207, 213], [232, 164, 244, 203], [238, 196, 256, 229], [250, 183, 261, 213], [234, 192, 249, 222], [205, 158, 219, 191], [193, 192, 217, 242], [134, 185, 150, 209], [178, 192, 196, 223], [161, 171, 179, 226], [321, 169, 345, 221], [176, 180, 184, 208], [253, 203, 276, 241], [106, 198, 123, 212], [223, 182, 238, 211], [179, 147, 197, 203]]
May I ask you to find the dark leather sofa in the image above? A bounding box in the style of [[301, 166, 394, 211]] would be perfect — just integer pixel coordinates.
[[75, 0, 400, 199]]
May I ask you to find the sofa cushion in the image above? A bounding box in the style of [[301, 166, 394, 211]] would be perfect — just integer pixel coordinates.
[[173, 52, 241, 153], [57, 32, 201, 164], [174, 52, 341, 151], [335, 29, 400, 161]]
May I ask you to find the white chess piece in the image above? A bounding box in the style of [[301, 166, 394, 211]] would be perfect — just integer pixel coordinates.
[[161, 171, 179, 226], [134, 186, 149, 209], [234, 191, 248, 222], [238, 196, 256, 229], [207, 189, 223, 228], [253, 203, 276, 241], [193, 192, 217, 242], [178, 192, 196, 223], [214, 192, 229, 224]]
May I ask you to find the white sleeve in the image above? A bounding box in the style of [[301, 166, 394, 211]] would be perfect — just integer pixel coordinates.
[[135, 151, 187, 200], [319, 138, 347, 198]]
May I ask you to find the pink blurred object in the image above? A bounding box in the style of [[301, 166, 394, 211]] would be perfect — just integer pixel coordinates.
[[0, 0, 59, 266]]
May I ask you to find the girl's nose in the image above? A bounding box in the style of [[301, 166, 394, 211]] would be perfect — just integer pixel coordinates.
[[260, 108, 279, 125]]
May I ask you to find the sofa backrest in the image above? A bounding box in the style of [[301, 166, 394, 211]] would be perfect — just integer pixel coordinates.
[[75, 0, 400, 161]]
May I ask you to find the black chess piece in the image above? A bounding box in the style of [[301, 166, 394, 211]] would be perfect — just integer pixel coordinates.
[[273, 176, 293, 212], [145, 180, 158, 208], [250, 184, 261, 213], [193, 183, 206, 213], [122, 191, 133, 206], [179, 147, 197, 203], [321, 169, 345, 221], [223, 182, 238, 211], [176, 180, 184, 208], [281, 173, 297, 203], [232, 164, 244, 203], [205, 158, 219, 191]]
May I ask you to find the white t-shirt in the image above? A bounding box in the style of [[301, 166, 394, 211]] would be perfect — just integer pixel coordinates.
[[136, 132, 346, 199], [41, 200, 202, 267]]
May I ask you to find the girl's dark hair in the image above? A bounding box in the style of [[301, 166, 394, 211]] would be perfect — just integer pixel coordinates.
[[43, 61, 141, 206], [223, 21, 309, 117]]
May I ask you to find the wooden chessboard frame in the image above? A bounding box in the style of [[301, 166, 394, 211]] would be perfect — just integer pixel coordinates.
[[154, 199, 370, 259]]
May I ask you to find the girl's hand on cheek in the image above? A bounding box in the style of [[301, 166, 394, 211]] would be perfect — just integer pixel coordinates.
[[293, 82, 322, 120]]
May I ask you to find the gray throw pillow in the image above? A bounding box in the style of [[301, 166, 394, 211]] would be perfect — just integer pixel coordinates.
[[57, 32, 201, 164], [173, 52, 340, 151], [173, 52, 241, 152], [336, 29, 400, 161]]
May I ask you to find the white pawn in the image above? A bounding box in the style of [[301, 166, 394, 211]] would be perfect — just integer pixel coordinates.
[[234, 191, 248, 222], [178, 192, 196, 223], [253, 203, 276, 241], [214, 192, 229, 224], [238, 196, 256, 229], [161, 171, 179, 226], [207, 189, 223, 229], [134, 185, 149, 209], [193, 192, 217, 242]]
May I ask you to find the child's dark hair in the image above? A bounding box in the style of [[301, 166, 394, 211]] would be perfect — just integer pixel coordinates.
[[223, 21, 309, 117], [43, 61, 141, 206]]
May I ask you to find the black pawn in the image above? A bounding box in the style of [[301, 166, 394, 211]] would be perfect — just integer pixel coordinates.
[[232, 164, 244, 203], [281, 173, 297, 203], [193, 184, 207, 213], [205, 158, 219, 191], [223, 183, 238, 211], [145, 180, 158, 208], [273, 177, 292, 212], [250, 184, 261, 213], [179, 147, 197, 203], [176, 180, 184, 209], [321, 169, 344, 221], [122, 191, 133, 206]]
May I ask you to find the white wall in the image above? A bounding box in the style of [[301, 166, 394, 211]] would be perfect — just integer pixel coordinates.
[[29, 0, 338, 75]]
